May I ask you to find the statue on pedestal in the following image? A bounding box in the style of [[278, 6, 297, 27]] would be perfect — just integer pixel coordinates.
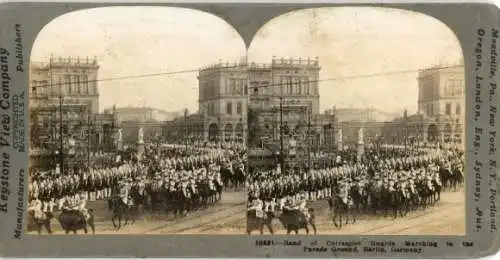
[[138, 127, 144, 144], [118, 128, 123, 142], [358, 128, 364, 144]]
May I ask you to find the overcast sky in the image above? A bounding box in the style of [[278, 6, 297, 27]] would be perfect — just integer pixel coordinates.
[[32, 7, 246, 113], [32, 6, 463, 114]]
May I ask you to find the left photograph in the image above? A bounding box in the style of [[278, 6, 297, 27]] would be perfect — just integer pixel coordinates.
[[27, 7, 248, 235]]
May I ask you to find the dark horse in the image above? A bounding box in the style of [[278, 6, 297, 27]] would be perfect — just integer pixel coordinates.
[[108, 197, 134, 230], [220, 166, 234, 190], [328, 194, 355, 229], [130, 183, 149, 214], [58, 209, 95, 234], [247, 209, 274, 235], [277, 208, 317, 235], [27, 209, 53, 234]]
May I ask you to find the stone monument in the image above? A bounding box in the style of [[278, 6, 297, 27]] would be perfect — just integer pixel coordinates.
[[137, 127, 145, 158], [116, 128, 123, 151], [337, 129, 343, 151], [357, 127, 365, 161]]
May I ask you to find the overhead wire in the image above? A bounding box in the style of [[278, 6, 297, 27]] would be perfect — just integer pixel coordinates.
[[30, 63, 463, 91]]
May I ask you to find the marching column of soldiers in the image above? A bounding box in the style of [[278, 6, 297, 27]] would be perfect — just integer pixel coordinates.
[[28, 142, 247, 219], [247, 146, 464, 219]]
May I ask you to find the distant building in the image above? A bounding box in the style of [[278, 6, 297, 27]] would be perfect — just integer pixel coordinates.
[[106, 106, 155, 123], [382, 63, 465, 146], [332, 108, 398, 123]]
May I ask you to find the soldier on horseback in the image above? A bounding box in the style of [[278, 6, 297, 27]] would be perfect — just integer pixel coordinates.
[[119, 178, 133, 208], [248, 194, 264, 218], [28, 196, 44, 220], [298, 194, 310, 219]]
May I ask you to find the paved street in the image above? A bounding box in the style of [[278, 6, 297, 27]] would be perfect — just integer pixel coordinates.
[[27, 191, 246, 235], [28, 191, 464, 236], [251, 191, 465, 235]]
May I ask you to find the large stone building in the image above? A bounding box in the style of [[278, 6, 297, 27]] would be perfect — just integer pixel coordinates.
[[163, 57, 335, 147], [247, 57, 335, 152], [382, 63, 465, 146], [197, 60, 248, 143], [29, 56, 117, 171]]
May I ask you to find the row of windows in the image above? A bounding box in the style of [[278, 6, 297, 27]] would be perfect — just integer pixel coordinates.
[[205, 101, 244, 116], [31, 75, 94, 95], [225, 79, 247, 95], [280, 76, 317, 96], [444, 79, 464, 96], [445, 102, 462, 116], [420, 80, 439, 100], [424, 102, 461, 117], [226, 102, 243, 115]]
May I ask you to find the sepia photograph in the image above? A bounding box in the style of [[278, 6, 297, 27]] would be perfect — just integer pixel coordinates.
[[27, 6, 248, 235], [245, 7, 466, 235]]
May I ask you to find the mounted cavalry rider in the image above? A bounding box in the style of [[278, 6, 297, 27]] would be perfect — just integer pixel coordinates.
[[248, 194, 264, 218], [119, 178, 133, 207], [62, 191, 90, 220], [297, 193, 310, 218], [28, 196, 44, 220]]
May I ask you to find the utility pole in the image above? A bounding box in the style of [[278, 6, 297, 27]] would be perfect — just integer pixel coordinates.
[[307, 106, 312, 171], [87, 107, 91, 169], [51, 56, 65, 175], [279, 96, 284, 172]]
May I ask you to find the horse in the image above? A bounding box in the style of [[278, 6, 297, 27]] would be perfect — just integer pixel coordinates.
[[130, 182, 149, 213], [233, 165, 246, 190], [349, 183, 369, 214], [276, 208, 317, 235], [247, 209, 275, 235], [58, 208, 95, 234], [27, 209, 53, 234], [108, 197, 133, 230], [451, 166, 464, 191], [439, 166, 453, 190], [328, 192, 355, 229], [220, 166, 234, 189]]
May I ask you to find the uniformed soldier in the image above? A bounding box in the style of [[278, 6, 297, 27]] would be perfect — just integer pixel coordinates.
[[28, 196, 44, 220]]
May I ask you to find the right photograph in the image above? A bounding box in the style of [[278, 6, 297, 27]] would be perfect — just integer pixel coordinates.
[[245, 7, 465, 235]]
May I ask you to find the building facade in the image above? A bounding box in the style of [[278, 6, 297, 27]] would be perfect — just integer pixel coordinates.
[[164, 57, 333, 146], [30, 56, 100, 114], [381, 63, 465, 146], [247, 57, 334, 150], [197, 61, 248, 143], [162, 113, 204, 144], [417, 64, 465, 144], [29, 56, 117, 171]]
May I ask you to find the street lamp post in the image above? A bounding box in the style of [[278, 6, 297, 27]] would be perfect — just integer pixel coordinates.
[[87, 110, 92, 169], [49, 57, 65, 175], [307, 107, 312, 171], [279, 96, 285, 172]]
